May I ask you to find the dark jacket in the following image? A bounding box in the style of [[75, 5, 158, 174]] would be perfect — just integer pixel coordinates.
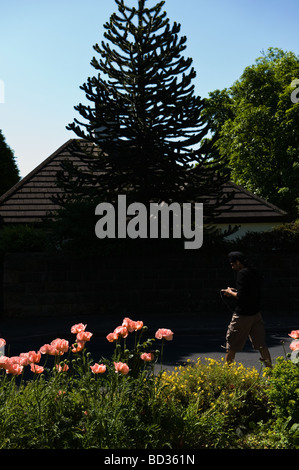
[[235, 267, 262, 316]]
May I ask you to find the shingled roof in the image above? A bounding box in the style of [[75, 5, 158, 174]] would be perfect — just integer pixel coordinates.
[[0, 139, 288, 225], [212, 181, 288, 223]]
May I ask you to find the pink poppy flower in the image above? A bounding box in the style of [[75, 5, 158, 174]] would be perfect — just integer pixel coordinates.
[[40, 343, 59, 355], [114, 361, 130, 375], [133, 321, 143, 331], [71, 323, 87, 334], [0, 338, 6, 348], [30, 363, 44, 374], [122, 317, 143, 332], [290, 340, 299, 351], [76, 331, 93, 342], [56, 363, 69, 372], [51, 338, 69, 355], [18, 353, 31, 366], [113, 326, 129, 338], [106, 332, 118, 342], [90, 363, 106, 374], [5, 360, 23, 375], [155, 328, 174, 341], [140, 352, 154, 362], [289, 330, 299, 340], [122, 317, 135, 332], [27, 351, 41, 364], [71, 340, 86, 353], [0, 356, 9, 369], [9, 356, 22, 364]]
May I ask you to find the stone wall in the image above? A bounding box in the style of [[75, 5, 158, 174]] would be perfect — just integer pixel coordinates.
[[1, 251, 298, 318]]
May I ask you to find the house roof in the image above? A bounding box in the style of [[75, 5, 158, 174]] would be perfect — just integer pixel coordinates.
[[212, 181, 288, 223], [0, 139, 288, 225]]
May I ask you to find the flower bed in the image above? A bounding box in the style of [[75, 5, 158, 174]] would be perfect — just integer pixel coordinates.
[[0, 319, 298, 449]]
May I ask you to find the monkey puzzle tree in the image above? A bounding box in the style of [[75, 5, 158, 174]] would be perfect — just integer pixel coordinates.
[[57, 0, 229, 219]]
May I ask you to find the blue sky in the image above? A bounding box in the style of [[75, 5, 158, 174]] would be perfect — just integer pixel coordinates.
[[1, 0, 298, 178]]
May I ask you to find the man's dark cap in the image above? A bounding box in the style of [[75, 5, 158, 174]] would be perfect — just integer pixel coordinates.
[[228, 251, 248, 265]]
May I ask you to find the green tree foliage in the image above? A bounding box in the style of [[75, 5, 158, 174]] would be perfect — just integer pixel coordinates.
[[204, 47, 299, 218], [57, 0, 229, 219], [0, 130, 20, 197]]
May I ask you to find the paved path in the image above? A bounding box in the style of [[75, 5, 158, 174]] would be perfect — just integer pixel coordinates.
[[1, 315, 293, 372], [160, 332, 290, 371]]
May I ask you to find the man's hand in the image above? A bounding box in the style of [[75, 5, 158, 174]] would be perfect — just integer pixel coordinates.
[[221, 287, 238, 298]]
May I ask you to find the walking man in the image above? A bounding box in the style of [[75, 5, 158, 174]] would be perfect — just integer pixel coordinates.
[[222, 251, 272, 367]]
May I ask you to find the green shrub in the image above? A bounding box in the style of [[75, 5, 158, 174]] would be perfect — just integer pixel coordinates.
[[0, 225, 51, 261], [262, 357, 299, 448], [233, 220, 299, 252], [159, 358, 269, 448]]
